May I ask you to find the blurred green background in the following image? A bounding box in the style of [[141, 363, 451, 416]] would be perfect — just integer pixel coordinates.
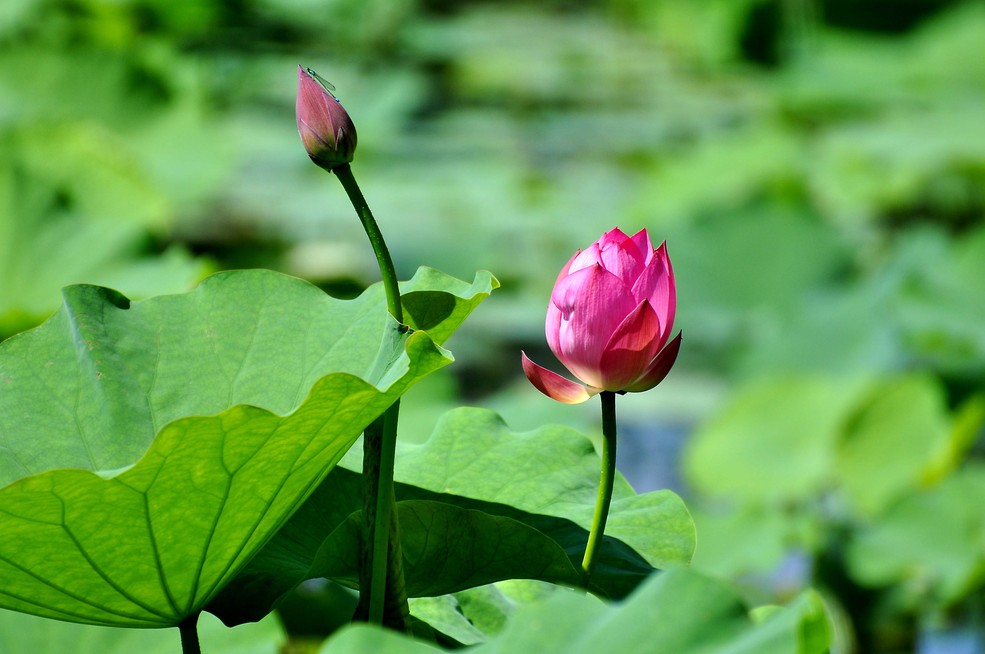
[[1, 0, 984, 652]]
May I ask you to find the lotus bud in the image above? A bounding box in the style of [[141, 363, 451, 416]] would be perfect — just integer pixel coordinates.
[[522, 228, 681, 404], [296, 65, 357, 171]]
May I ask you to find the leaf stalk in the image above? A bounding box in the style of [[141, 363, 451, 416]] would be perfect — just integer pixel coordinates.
[[178, 613, 201, 654]]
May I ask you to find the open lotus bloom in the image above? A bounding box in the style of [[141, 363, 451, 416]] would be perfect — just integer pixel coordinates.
[[522, 228, 681, 404]]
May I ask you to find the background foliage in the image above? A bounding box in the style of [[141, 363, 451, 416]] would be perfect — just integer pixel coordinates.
[[1, 0, 984, 652]]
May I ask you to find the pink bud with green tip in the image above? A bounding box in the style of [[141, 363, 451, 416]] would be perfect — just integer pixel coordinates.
[[296, 65, 357, 171], [522, 228, 681, 404]]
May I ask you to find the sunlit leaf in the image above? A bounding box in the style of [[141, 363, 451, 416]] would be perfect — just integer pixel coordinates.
[[212, 408, 694, 624], [0, 267, 493, 627], [407, 583, 525, 646], [846, 464, 985, 604], [688, 505, 791, 580], [683, 377, 860, 503], [0, 156, 206, 337], [835, 375, 952, 516], [391, 409, 695, 574], [896, 226, 985, 374], [0, 609, 283, 654], [319, 569, 830, 654]]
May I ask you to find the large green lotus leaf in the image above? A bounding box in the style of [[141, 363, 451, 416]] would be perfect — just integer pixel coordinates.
[[407, 580, 562, 646], [317, 569, 830, 654], [688, 505, 792, 580], [683, 377, 862, 503], [399, 266, 499, 345], [312, 499, 581, 596], [0, 609, 283, 654], [0, 155, 207, 337], [846, 464, 985, 604], [896, 226, 985, 374], [391, 408, 695, 574], [407, 582, 532, 646], [0, 367, 438, 628], [834, 375, 953, 516], [211, 408, 694, 624], [0, 267, 495, 484], [0, 267, 495, 627]]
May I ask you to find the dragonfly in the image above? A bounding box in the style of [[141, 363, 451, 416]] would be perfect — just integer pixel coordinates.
[[305, 67, 341, 101]]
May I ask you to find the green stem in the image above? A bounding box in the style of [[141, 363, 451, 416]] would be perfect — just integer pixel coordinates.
[[333, 163, 403, 323], [581, 391, 618, 588], [356, 414, 410, 630], [367, 402, 403, 626], [332, 162, 407, 629], [178, 613, 201, 654]]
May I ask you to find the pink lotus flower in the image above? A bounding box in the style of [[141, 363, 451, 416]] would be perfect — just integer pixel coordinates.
[[296, 65, 357, 171], [522, 228, 681, 404]]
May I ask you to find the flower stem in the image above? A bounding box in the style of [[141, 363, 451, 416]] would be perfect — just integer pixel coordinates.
[[333, 163, 402, 323], [363, 403, 410, 628], [178, 613, 201, 654], [332, 163, 408, 629], [581, 390, 618, 588]]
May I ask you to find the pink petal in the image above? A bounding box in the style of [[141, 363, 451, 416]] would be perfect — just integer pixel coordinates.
[[598, 227, 630, 248], [568, 242, 601, 274], [545, 300, 563, 361], [545, 250, 582, 361], [599, 235, 644, 284], [522, 352, 595, 404], [630, 229, 654, 265], [552, 264, 636, 387], [624, 331, 682, 393], [297, 71, 337, 144], [631, 241, 675, 342], [597, 300, 663, 390]]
